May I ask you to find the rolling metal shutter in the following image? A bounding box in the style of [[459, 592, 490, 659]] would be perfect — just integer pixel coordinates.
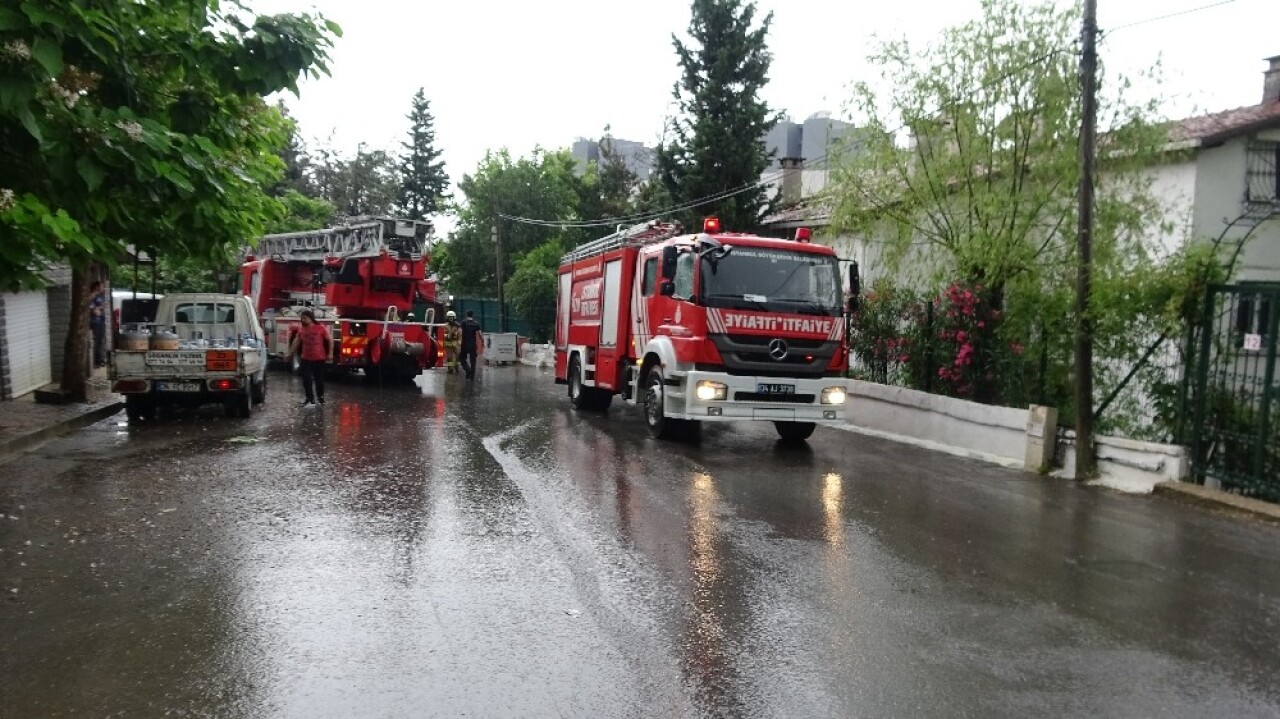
[[3, 291, 52, 397]]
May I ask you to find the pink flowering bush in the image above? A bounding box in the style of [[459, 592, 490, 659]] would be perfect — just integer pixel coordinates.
[[850, 279, 1033, 406]]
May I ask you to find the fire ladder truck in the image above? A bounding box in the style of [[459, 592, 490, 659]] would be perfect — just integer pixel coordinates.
[[240, 216, 444, 382]]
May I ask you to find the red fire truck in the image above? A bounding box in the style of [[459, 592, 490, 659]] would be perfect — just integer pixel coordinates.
[[555, 217, 852, 442], [240, 216, 444, 382]]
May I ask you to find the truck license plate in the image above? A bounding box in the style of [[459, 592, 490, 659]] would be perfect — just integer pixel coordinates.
[[757, 383, 795, 395], [156, 381, 201, 392]]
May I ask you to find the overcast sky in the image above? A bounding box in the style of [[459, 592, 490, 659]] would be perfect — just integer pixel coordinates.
[[249, 0, 1277, 228]]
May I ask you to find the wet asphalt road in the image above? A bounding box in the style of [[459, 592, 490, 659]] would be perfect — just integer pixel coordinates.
[[2, 365, 1279, 718]]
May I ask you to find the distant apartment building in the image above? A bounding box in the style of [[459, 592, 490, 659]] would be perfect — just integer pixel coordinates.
[[761, 112, 862, 207], [571, 137, 656, 182]]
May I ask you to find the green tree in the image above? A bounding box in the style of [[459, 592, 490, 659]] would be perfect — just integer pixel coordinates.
[[273, 102, 317, 198], [267, 189, 336, 234], [656, 0, 779, 230], [439, 147, 585, 296], [504, 240, 563, 342], [0, 1, 338, 399], [327, 143, 399, 217], [829, 0, 1178, 422], [397, 88, 449, 220]]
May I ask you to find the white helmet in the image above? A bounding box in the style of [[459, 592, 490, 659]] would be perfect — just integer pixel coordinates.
[[446, 310, 457, 320]]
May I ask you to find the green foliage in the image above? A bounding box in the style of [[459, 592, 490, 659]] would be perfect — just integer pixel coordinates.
[[657, 0, 779, 230], [397, 88, 449, 220], [439, 147, 586, 296], [266, 189, 336, 234], [315, 142, 399, 217], [829, 0, 1204, 432], [0, 0, 339, 290], [273, 102, 317, 197], [832, 0, 1166, 291], [504, 240, 563, 342]]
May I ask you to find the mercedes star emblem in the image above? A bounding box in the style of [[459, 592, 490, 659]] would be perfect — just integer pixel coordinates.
[[768, 338, 789, 360]]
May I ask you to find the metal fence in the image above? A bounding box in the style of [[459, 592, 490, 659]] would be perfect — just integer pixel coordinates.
[[1186, 284, 1280, 502]]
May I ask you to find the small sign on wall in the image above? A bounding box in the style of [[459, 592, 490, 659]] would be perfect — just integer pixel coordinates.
[[1244, 333, 1263, 352]]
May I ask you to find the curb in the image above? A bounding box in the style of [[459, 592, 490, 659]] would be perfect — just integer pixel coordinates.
[[0, 401, 124, 464], [1153, 481, 1280, 524], [834, 423, 1028, 470]]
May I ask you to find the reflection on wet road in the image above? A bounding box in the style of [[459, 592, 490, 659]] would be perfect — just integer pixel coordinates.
[[2, 365, 1279, 717]]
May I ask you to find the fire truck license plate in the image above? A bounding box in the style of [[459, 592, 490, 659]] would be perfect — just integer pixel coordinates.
[[757, 383, 795, 395]]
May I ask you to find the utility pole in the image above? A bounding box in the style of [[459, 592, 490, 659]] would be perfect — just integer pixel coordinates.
[[493, 223, 506, 333], [1074, 0, 1099, 480]]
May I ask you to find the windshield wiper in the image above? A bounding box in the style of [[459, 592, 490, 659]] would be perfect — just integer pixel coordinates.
[[703, 292, 768, 311], [774, 298, 837, 316]]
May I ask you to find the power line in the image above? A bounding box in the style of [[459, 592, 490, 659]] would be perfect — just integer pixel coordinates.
[[1103, 0, 1236, 34], [499, 46, 1073, 230]]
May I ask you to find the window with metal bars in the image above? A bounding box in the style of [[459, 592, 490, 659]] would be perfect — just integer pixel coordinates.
[[1245, 142, 1280, 208]]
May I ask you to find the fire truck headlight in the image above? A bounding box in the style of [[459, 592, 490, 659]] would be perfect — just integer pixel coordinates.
[[821, 386, 847, 405], [695, 380, 728, 401]]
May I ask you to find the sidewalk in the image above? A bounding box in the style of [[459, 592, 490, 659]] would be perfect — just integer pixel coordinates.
[[0, 368, 122, 463]]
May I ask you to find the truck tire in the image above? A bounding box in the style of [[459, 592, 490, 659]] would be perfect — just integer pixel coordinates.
[[774, 421, 816, 443], [569, 356, 612, 412], [226, 383, 252, 419], [643, 366, 679, 439], [251, 374, 267, 405], [125, 395, 154, 423]]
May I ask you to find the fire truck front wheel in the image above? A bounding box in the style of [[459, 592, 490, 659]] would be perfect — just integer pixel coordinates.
[[568, 356, 611, 412], [643, 366, 697, 440], [774, 421, 817, 443]]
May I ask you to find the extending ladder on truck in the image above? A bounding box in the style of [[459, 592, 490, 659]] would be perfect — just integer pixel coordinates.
[[560, 220, 684, 264], [251, 216, 433, 261]]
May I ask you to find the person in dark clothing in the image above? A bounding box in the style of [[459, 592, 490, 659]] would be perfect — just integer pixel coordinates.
[[459, 310, 482, 380], [287, 309, 333, 406], [88, 281, 107, 368]]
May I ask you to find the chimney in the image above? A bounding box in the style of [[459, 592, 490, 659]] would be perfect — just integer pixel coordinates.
[[779, 157, 803, 206], [1265, 55, 1280, 105]]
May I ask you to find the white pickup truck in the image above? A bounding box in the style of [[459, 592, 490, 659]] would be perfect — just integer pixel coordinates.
[[110, 293, 269, 421]]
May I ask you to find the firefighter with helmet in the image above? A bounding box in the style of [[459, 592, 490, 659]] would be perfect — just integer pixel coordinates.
[[443, 310, 462, 374]]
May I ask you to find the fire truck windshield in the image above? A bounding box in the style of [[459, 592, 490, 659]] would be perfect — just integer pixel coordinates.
[[699, 247, 841, 316]]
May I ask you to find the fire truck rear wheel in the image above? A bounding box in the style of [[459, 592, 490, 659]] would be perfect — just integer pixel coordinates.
[[569, 356, 609, 412], [774, 421, 816, 443]]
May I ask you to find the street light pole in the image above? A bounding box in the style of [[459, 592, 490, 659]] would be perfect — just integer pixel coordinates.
[[1074, 0, 1099, 479], [493, 223, 506, 333]]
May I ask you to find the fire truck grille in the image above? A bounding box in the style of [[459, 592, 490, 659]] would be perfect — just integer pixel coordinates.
[[733, 392, 816, 404], [709, 334, 838, 378]]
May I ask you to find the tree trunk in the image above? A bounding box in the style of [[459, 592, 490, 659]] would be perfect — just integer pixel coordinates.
[[60, 265, 93, 403]]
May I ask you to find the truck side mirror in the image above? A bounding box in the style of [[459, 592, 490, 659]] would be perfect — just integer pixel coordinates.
[[661, 246, 678, 280], [659, 281, 676, 297]]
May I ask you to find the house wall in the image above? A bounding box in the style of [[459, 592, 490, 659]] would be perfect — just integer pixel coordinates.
[[1125, 158, 1198, 258], [1227, 129, 1280, 281], [1185, 134, 1280, 282]]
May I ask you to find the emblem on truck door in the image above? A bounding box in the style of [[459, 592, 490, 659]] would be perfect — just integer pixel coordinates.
[[768, 338, 789, 360]]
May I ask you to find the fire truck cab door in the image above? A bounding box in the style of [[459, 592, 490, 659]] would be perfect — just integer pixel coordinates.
[[595, 259, 625, 390]]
